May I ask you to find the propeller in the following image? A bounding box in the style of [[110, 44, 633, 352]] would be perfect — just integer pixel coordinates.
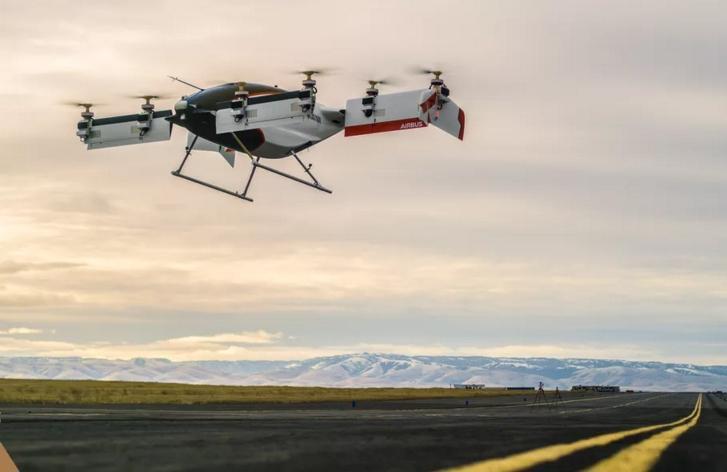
[[128, 94, 171, 103], [411, 67, 445, 80], [293, 68, 333, 80], [62, 101, 100, 119], [366, 78, 397, 89], [127, 94, 171, 112], [411, 67, 447, 90], [293, 68, 334, 90], [364, 78, 397, 96], [63, 101, 97, 111]]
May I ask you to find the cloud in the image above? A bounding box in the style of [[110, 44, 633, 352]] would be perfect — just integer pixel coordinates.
[[0, 336, 78, 354], [45, 192, 117, 215], [0, 329, 722, 365], [0, 292, 77, 308], [163, 331, 283, 346], [1, 0, 726, 366], [0, 260, 85, 275], [0, 327, 42, 335]]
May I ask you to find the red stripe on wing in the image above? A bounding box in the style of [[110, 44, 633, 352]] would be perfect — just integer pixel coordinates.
[[345, 118, 428, 137], [457, 108, 465, 140]]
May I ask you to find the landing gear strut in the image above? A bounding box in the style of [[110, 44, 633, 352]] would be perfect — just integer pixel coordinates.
[[171, 133, 332, 202]]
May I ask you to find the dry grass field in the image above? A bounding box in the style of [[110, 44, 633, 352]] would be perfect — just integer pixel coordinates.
[[0, 379, 540, 405]]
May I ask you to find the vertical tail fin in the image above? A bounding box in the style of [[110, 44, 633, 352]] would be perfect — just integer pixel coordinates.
[[187, 132, 236, 167]]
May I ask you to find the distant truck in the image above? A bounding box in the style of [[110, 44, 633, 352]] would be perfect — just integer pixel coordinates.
[[571, 385, 620, 393], [452, 384, 485, 390], [505, 387, 536, 391]]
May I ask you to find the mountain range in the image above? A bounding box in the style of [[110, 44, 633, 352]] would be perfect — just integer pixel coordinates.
[[1, 354, 726, 391]]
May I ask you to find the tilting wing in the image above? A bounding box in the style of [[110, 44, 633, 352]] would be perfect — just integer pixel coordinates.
[[344, 90, 428, 137], [79, 110, 173, 149], [343, 89, 464, 140], [215, 90, 313, 134], [212, 88, 343, 159]]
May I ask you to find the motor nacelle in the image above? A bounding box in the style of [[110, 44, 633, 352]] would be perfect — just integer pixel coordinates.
[[231, 97, 248, 122], [133, 95, 160, 135], [302, 77, 316, 89], [300, 70, 318, 90], [135, 112, 153, 135], [296, 70, 320, 112], [74, 104, 95, 142], [76, 119, 92, 141], [361, 96, 376, 118], [359, 80, 388, 117], [427, 71, 453, 110], [298, 88, 315, 113], [231, 85, 250, 122], [174, 99, 188, 112]]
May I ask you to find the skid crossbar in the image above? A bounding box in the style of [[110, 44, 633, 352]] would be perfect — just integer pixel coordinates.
[[171, 171, 253, 202]]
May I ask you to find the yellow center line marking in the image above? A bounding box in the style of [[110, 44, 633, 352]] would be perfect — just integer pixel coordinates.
[[445, 394, 701, 472], [0, 442, 19, 472], [585, 393, 702, 472]]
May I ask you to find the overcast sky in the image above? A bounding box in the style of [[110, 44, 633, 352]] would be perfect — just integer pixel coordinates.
[[1, 0, 726, 364]]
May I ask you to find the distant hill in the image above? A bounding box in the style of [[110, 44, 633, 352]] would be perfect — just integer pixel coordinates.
[[1, 354, 725, 391]]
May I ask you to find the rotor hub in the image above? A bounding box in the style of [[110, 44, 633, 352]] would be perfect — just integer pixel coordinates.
[[80, 111, 94, 120], [302, 78, 317, 89], [141, 103, 155, 112]]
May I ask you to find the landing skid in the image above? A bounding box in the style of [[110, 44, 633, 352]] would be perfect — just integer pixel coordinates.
[[171, 134, 331, 202]]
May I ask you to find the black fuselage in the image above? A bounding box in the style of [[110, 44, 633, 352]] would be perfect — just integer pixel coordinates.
[[171, 83, 286, 154]]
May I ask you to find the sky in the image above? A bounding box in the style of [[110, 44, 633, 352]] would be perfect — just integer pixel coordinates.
[[1, 0, 726, 364]]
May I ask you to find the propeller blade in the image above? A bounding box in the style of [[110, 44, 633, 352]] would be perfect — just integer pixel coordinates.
[[292, 68, 335, 77], [366, 77, 398, 88], [61, 101, 102, 114], [61, 101, 101, 108], [410, 67, 445, 78], [127, 94, 172, 100]]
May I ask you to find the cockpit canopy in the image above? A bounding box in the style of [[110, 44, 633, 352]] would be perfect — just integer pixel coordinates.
[[186, 82, 286, 110]]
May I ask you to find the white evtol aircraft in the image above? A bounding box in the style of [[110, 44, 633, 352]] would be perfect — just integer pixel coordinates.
[[71, 69, 465, 202]]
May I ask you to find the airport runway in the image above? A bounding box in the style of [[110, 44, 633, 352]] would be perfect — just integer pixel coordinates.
[[0, 392, 725, 471]]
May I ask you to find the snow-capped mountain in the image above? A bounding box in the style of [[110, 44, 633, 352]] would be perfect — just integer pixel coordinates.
[[1, 354, 726, 391]]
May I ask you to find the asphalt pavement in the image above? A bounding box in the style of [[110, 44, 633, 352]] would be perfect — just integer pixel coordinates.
[[0, 391, 725, 471]]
